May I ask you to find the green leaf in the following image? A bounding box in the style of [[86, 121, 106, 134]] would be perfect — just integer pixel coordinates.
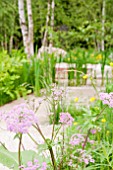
[[0, 146, 46, 169], [0, 147, 18, 170], [21, 150, 42, 165]]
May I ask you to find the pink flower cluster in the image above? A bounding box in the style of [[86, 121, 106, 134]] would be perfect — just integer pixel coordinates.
[[76, 149, 95, 165], [20, 159, 47, 170], [70, 134, 94, 146], [68, 149, 95, 167], [1, 103, 38, 134], [99, 92, 113, 107], [59, 112, 74, 126], [51, 84, 65, 101], [90, 129, 97, 135]]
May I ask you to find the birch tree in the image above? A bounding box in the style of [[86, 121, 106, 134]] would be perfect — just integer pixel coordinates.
[[101, 0, 105, 51], [49, 0, 55, 48], [42, 0, 51, 47], [18, 0, 34, 58], [26, 0, 34, 55]]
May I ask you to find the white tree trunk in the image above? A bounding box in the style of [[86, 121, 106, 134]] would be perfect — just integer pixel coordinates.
[[101, 0, 105, 51], [49, 0, 55, 48], [9, 35, 13, 52], [26, 0, 34, 56], [42, 0, 51, 47], [18, 0, 34, 58], [4, 32, 7, 51], [18, 0, 29, 55]]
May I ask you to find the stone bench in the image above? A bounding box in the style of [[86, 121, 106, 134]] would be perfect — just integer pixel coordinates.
[[55, 63, 113, 86]]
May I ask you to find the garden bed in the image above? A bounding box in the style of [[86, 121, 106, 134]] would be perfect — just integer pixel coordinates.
[[0, 84, 112, 169]]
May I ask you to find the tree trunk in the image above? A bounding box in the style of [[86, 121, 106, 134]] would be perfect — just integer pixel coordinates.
[[26, 0, 34, 56], [4, 33, 7, 51], [18, 0, 29, 57], [101, 0, 105, 51], [49, 0, 55, 48], [42, 0, 51, 47], [9, 35, 13, 53]]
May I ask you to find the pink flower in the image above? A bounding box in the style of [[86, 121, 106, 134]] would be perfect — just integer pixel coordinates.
[[70, 134, 84, 146], [99, 92, 113, 108], [1, 103, 38, 134], [77, 149, 95, 165], [84, 158, 89, 164], [40, 162, 47, 170], [20, 159, 47, 170], [88, 140, 95, 144], [99, 93, 109, 100], [59, 112, 74, 126], [90, 129, 97, 134], [51, 84, 65, 101]]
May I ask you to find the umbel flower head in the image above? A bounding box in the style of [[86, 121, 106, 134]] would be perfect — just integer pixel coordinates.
[[59, 112, 74, 126], [99, 92, 113, 108], [19, 159, 47, 170], [1, 103, 38, 134], [50, 83, 66, 101]]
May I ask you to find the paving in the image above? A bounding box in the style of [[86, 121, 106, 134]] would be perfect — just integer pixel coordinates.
[[0, 86, 105, 170]]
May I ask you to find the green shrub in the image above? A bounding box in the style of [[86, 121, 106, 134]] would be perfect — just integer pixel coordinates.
[[0, 50, 32, 105]]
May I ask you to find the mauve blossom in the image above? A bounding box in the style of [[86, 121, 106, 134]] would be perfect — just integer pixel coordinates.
[[1, 103, 38, 134], [99, 92, 109, 100], [77, 149, 95, 165], [59, 112, 74, 126], [20, 159, 47, 170], [51, 84, 66, 101], [90, 129, 97, 135], [83, 158, 89, 164], [70, 134, 84, 146], [40, 162, 47, 170], [99, 92, 113, 108], [88, 140, 95, 144], [70, 134, 95, 147]]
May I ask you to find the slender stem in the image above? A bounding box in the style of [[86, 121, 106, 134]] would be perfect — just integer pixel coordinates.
[[18, 133, 22, 169], [53, 125, 62, 141], [95, 105, 107, 121], [33, 124, 47, 143], [82, 105, 107, 150], [51, 102, 56, 140], [27, 133, 39, 145], [49, 146, 57, 170], [82, 129, 91, 150], [90, 78, 99, 97], [0, 141, 8, 150], [22, 143, 25, 151], [33, 123, 57, 170], [59, 125, 65, 169]]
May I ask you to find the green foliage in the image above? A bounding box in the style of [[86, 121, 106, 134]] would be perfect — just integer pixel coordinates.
[[49, 102, 63, 124], [34, 53, 56, 96], [0, 146, 45, 170], [1, 0, 113, 50], [0, 50, 57, 105], [0, 147, 18, 170], [0, 50, 32, 105]]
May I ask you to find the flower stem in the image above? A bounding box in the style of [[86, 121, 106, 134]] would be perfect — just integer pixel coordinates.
[[18, 133, 22, 169], [53, 125, 62, 141], [82, 105, 107, 150], [82, 128, 91, 150], [27, 133, 39, 145], [95, 105, 107, 121], [58, 125, 65, 169], [51, 102, 56, 140], [33, 123, 57, 170], [49, 146, 57, 170]]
